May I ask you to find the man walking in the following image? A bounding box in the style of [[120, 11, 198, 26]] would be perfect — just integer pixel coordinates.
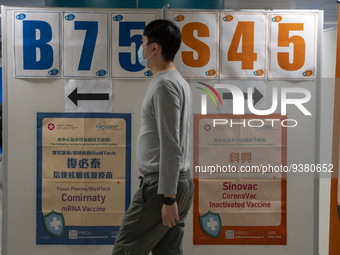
[[112, 19, 193, 255]]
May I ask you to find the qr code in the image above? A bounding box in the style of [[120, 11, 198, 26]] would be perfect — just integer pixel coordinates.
[[225, 230, 234, 239], [69, 230, 78, 239]]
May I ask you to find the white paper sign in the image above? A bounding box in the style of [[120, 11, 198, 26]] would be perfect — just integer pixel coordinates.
[[172, 12, 219, 79], [111, 12, 158, 78], [220, 13, 266, 79], [269, 13, 318, 79], [65, 79, 112, 112], [14, 11, 61, 78], [63, 12, 109, 78]]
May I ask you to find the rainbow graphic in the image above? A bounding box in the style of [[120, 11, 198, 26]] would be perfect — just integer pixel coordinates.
[[196, 82, 223, 106]]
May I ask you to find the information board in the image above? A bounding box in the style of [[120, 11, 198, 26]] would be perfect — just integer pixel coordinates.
[[36, 113, 131, 244], [193, 114, 287, 245]]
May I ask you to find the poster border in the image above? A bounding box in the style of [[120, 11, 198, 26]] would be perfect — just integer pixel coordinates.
[[193, 113, 287, 245], [36, 112, 131, 245]]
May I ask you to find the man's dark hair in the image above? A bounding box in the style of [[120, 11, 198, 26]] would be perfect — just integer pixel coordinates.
[[143, 19, 181, 62]]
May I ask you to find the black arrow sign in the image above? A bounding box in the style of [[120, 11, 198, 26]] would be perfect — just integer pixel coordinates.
[[68, 88, 109, 106], [222, 87, 263, 106]]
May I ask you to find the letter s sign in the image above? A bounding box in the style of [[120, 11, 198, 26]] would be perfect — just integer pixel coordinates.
[[14, 11, 60, 77], [172, 12, 219, 79]]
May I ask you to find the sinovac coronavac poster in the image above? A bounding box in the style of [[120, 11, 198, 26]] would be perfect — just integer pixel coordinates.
[[36, 113, 131, 244], [193, 114, 287, 245]]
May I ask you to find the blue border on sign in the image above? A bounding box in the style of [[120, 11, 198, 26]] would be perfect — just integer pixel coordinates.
[[36, 112, 131, 244]]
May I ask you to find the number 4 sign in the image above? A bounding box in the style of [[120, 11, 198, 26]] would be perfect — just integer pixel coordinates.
[[269, 13, 317, 79], [221, 13, 266, 79]]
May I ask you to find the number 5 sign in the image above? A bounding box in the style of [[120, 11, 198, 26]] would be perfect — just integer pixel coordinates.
[[111, 12, 159, 78], [269, 13, 318, 79]]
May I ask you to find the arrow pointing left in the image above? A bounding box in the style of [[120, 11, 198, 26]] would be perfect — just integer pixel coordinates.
[[68, 87, 110, 106]]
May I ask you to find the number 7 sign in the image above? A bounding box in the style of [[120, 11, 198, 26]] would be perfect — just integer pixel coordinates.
[[63, 12, 109, 78], [269, 14, 318, 79]]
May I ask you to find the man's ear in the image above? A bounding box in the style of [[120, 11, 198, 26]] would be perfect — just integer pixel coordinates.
[[152, 43, 161, 54]]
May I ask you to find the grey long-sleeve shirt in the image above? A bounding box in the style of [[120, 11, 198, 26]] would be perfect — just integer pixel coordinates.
[[137, 70, 192, 194]]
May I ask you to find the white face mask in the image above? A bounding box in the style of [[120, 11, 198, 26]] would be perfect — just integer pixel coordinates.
[[137, 44, 152, 67]]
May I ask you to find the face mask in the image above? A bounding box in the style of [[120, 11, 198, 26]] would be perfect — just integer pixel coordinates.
[[137, 44, 152, 67]]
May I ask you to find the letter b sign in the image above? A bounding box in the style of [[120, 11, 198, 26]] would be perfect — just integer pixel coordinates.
[[14, 11, 60, 77]]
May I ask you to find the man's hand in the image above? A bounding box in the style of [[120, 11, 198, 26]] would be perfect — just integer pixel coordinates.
[[162, 202, 180, 228]]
